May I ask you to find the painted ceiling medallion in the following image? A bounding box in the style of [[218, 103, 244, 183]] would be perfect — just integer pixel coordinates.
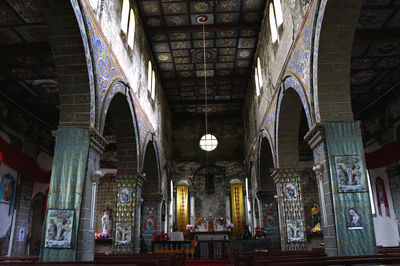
[[194, 2, 208, 12], [158, 55, 169, 61], [196, 15, 208, 24]]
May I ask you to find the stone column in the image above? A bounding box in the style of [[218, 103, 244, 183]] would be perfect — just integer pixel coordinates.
[[225, 193, 231, 223], [272, 169, 307, 251], [386, 163, 400, 238], [76, 129, 107, 261], [133, 173, 146, 253], [189, 190, 195, 225], [305, 124, 337, 256]]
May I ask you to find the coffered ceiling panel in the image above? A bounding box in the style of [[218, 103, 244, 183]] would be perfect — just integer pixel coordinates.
[[137, 0, 266, 116]]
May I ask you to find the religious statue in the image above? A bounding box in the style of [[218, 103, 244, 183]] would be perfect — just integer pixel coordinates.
[[102, 211, 109, 234], [311, 203, 320, 227]]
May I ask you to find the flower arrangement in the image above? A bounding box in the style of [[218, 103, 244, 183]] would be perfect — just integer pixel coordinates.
[[225, 223, 234, 229], [152, 230, 170, 241], [186, 224, 195, 231], [254, 226, 265, 238], [95, 232, 111, 239]]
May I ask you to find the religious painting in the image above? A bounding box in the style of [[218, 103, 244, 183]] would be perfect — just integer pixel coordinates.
[[44, 209, 74, 248], [283, 182, 297, 199], [115, 222, 131, 245], [346, 207, 363, 230], [335, 155, 367, 193], [286, 219, 305, 242], [118, 187, 131, 204], [0, 174, 15, 204], [143, 215, 157, 234], [264, 211, 278, 231]]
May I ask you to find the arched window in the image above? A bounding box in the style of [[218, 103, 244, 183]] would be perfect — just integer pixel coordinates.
[[121, 0, 130, 34], [127, 9, 135, 48], [269, 2, 278, 42], [257, 57, 263, 91], [147, 60, 152, 93], [254, 67, 260, 96], [274, 0, 283, 27], [151, 70, 156, 100], [254, 57, 263, 96]]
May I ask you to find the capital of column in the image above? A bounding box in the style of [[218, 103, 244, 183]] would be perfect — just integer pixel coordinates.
[[89, 127, 108, 154], [142, 193, 163, 203], [136, 173, 147, 188], [304, 123, 325, 150]]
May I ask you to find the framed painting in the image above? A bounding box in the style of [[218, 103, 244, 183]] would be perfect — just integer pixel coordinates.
[[286, 219, 305, 242], [335, 155, 367, 193], [119, 187, 131, 204], [283, 182, 297, 199], [347, 207, 363, 230], [115, 222, 131, 245], [44, 209, 74, 248], [0, 174, 15, 204]]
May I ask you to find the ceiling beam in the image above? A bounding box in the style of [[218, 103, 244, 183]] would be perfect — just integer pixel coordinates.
[[163, 75, 249, 83], [0, 42, 52, 55], [145, 23, 259, 33], [354, 29, 400, 41], [169, 99, 243, 105]]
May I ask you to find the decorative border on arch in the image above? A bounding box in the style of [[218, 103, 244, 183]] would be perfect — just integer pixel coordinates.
[[84, 13, 121, 106], [70, 0, 96, 128], [257, 129, 277, 169], [312, 0, 328, 123]]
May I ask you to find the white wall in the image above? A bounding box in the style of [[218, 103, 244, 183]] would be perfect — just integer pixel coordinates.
[[366, 142, 400, 247]]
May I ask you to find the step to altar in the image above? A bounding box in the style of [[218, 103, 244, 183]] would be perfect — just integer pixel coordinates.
[[186, 258, 231, 266]]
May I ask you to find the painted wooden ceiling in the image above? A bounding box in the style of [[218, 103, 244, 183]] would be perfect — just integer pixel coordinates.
[[351, 0, 400, 119], [137, 0, 266, 116], [0, 0, 58, 128]]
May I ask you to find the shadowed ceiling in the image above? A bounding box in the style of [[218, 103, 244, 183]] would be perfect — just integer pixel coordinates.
[[137, 0, 266, 116], [351, 0, 400, 119], [0, 0, 58, 128]]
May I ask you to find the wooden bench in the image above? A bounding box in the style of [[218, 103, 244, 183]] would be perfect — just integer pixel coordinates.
[[234, 248, 325, 266]]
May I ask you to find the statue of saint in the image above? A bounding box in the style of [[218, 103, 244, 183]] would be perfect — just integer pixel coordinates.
[[102, 211, 109, 234], [311, 203, 320, 227]]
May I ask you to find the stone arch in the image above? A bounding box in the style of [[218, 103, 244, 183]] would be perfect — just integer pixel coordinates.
[[313, 0, 363, 122], [275, 76, 312, 167], [141, 137, 161, 195], [104, 92, 139, 174], [39, 0, 96, 127], [257, 134, 275, 192]]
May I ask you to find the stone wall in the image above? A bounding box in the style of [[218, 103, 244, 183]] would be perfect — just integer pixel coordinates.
[[95, 175, 116, 234], [12, 176, 34, 256], [173, 160, 244, 222]]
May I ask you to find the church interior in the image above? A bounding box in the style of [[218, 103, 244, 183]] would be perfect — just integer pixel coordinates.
[[1, 0, 400, 265]]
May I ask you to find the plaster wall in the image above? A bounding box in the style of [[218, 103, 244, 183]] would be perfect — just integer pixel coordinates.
[[243, 0, 311, 156], [365, 142, 400, 247]]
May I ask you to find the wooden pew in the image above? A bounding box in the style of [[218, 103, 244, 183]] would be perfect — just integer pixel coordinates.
[[234, 248, 325, 266], [94, 253, 186, 266]]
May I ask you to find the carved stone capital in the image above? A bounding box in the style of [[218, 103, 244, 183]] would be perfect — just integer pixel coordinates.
[[304, 123, 325, 150], [312, 163, 323, 181], [89, 127, 108, 154], [142, 193, 163, 203], [137, 173, 147, 188]]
